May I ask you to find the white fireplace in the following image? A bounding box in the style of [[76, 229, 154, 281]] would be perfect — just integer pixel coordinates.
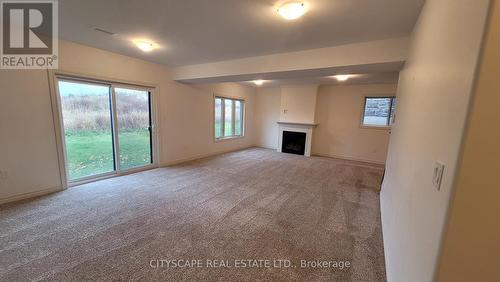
[[277, 122, 318, 156]]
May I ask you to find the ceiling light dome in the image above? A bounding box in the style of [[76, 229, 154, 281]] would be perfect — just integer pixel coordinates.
[[253, 80, 265, 86], [277, 1, 307, 20], [133, 40, 158, 52], [333, 75, 351, 82]]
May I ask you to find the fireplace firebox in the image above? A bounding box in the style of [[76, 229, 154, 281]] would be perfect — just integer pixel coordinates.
[[281, 131, 307, 155]]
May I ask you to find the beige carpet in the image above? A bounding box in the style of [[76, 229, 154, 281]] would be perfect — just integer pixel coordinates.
[[0, 148, 386, 281]]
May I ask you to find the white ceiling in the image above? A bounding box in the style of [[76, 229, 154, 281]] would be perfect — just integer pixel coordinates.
[[59, 0, 424, 67]]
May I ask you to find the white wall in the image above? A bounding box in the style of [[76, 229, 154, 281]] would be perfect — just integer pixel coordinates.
[[254, 87, 281, 149], [313, 84, 396, 164], [279, 85, 318, 124], [380, 0, 490, 281], [0, 40, 256, 202]]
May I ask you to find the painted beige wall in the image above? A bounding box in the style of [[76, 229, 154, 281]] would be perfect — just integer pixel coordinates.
[[0, 70, 62, 201], [312, 84, 396, 164], [254, 87, 281, 149], [254, 84, 395, 164], [436, 1, 500, 280], [279, 85, 317, 124], [380, 0, 491, 281], [0, 40, 255, 202], [160, 82, 255, 165]]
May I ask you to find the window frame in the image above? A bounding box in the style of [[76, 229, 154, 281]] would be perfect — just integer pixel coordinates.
[[360, 96, 396, 129], [214, 95, 245, 141]]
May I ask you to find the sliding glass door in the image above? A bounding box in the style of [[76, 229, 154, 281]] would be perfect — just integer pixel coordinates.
[[115, 87, 153, 170], [58, 80, 115, 181], [56, 78, 154, 183]]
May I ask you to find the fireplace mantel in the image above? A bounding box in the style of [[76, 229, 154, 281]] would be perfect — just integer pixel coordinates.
[[277, 121, 319, 127]]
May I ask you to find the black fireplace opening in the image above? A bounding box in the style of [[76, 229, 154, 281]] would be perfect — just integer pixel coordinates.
[[282, 131, 306, 155]]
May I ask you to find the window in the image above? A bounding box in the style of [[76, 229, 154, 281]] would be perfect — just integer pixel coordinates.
[[215, 97, 244, 139], [362, 97, 396, 127]]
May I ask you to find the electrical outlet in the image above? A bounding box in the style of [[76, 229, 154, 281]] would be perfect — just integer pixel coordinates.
[[0, 170, 8, 180], [432, 162, 445, 190]]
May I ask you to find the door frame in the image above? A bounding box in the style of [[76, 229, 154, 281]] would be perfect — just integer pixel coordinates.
[[48, 70, 160, 189]]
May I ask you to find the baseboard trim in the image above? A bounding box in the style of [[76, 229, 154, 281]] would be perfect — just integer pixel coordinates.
[[162, 146, 254, 167], [0, 186, 62, 205], [254, 146, 386, 166], [255, 145, 278, 150], [311, 152, 386, 166]]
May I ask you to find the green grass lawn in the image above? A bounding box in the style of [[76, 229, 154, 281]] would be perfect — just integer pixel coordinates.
[[65, 130, 151, 180], [215, 121, 241, 138]]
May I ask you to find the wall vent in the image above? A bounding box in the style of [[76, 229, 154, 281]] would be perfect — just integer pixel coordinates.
[[94, 27, 117, 36]]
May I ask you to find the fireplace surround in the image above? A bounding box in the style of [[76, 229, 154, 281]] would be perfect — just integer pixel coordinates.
[[277, 122, 318, 156]]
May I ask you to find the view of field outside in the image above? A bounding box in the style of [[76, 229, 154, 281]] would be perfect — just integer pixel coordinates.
[[58, 81, 151, 180], [215, 98, 222, 138], [115, 88, 152, 170], [224, 99, 233, 136], [235, 100, 242, 135]]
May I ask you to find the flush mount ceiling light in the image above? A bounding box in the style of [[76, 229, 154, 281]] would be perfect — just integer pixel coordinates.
[[277, 1, 307, 20], [333, 74, 352, 82], [133, 40, 157, 52], [253, 80, 265, 86]]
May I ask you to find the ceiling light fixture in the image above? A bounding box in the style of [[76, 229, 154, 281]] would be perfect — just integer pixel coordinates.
[[277, 1, 307, 20], [253, 80, 265, 86], [134, 40, 157, 52], [333, 74, 351, 82]]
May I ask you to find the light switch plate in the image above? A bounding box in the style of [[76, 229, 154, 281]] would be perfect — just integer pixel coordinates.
[[432, 162, 445, 190]]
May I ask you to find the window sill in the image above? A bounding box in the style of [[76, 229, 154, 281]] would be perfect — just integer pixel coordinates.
[[360, 125, 392, 130], [214, 135, 245, 142]]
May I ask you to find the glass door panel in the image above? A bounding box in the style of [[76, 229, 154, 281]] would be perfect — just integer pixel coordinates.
[[115, 87, 153, 170], [57, 80, 115, 181]]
